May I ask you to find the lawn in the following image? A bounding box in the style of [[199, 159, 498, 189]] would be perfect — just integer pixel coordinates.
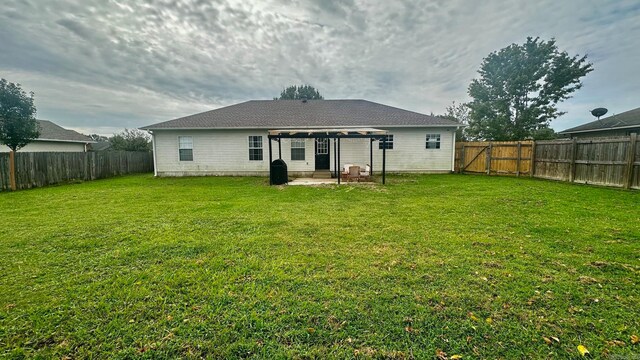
[[0, 174, 638, 359]]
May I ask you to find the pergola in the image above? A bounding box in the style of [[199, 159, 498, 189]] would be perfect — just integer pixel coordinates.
[[267, 128, 389, 185]]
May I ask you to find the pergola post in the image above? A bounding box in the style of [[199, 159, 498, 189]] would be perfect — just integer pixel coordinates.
[[382, 136, 386, 184], [337, 137, 341, 185], [278, 139, 282, 159], [333, 138, 338, 178], [369, 138, 373, 176], [268, 137, 273, 185]]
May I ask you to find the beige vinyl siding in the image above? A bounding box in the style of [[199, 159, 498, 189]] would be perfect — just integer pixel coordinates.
[[153, 127, 456, 176], [330, 127, 455, 173], [0, 141, 87, 152], [153, 129, 315, 176]]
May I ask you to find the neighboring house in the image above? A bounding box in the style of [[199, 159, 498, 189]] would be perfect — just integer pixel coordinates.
[[0, 120, 94, 152], [559, 107, 640, 138], [141, 99, 460, 177], [89, 141, 113, 151]]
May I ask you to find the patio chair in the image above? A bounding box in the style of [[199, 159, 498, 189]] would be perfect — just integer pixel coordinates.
[[360, 164, 371, 181], [341, 163, 353, 181], [348, 165, 361, 182]]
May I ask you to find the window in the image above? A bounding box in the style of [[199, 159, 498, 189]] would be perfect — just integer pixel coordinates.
[[378, 135, 394, 149], [290, 139, 305, 160], [178, 136, 193, 161], [426, 133, 441, 149], [248, 136, 263, 161], [315, 138, 328, 154]]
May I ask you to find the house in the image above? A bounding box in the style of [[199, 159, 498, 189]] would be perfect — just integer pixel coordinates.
[[140, 99, 460, 177], [559, 107, 640, 138], [89, 141, 112, 151], [1, 120, 94, 152]]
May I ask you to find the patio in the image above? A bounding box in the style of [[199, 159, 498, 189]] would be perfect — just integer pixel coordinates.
[[267, 127, 390, 185]]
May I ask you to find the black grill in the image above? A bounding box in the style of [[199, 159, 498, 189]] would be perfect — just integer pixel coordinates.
[[270, 159, 288, 185]]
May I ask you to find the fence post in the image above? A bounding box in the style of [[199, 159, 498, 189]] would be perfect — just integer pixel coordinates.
[[516, 142, 521, 177], [486, 143, 492, 175], [625, 133, 638, 189], [460, 144, 465, 173], [569, 138, 577, 183], [530, 141, 536, 177]]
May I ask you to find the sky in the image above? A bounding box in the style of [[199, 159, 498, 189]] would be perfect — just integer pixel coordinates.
[[1, 0, 639, 136]]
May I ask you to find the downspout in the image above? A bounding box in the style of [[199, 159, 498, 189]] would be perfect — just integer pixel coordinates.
[[451, 128, 457, 172], [150, 131, 158, 177]]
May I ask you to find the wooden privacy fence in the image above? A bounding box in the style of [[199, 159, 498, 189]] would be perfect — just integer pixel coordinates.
[[456, 141, 533, 176], [455, 134, 639, 189], [0, 151, 153, 191]]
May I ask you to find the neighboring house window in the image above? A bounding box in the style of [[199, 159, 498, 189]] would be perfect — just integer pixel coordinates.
[[249, 136, 263, 161], [426, 134, 441, 149], [379, 135, 394, 149], [291, 139, 305, 160], [178, 136, 193, 161]]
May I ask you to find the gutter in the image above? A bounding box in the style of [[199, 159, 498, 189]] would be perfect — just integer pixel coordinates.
[[140, 124, 460, 131], [559, 124, 640, 135], [36, 138, 96, 144]]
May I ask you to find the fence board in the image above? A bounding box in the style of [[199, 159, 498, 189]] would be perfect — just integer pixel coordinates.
[[0, 151, 153, 191], [456, 136, 639, 190], [455, 141, 532, 175]]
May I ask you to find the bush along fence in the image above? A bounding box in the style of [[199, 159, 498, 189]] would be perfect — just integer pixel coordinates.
[[0, 151, 154, 191], [455, 134, 640, 189]]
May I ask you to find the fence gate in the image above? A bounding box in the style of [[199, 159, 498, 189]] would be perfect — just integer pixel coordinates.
[[457, 144, 489, 173], [456, 141, 533, 176]]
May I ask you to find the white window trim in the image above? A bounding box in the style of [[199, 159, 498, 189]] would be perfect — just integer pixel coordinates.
[[379, 134, 394, 150], [248, 135, 263, 161], [425, 133, 441, 150], [178, 136, 193, 161], [290, 139, 306, 161]]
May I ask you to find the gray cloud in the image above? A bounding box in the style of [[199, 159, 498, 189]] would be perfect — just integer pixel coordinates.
[[0, 0, 639, 135]]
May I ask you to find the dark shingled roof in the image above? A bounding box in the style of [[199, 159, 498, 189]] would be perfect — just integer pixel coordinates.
[[37, 120, 93, 143], [141, 100, 459, 130], [559, 107, 640, 134]]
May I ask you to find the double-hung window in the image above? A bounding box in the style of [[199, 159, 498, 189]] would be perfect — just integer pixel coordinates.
[[378, 135, 394, 149], [178, 136, 193, 161], [425, 133, 441, 149], [249, 136, 263, 161], [290, 139, 305, 160]]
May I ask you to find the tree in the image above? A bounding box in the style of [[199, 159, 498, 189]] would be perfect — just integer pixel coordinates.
[[437, 101, 469, 141], [275, 85, 323, 100], [0, 79, 39, 190], [531, 127, 557, 140], [0, 79, 39, 151], [466, 37, 593, 141], [88, 133, 109, 142], [109, 129, 151, 151]]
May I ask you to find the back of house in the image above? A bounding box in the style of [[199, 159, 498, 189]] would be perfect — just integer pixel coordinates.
[[141, 99, 460, 177]]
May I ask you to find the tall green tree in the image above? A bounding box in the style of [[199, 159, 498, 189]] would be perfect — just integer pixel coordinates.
[[275, 85, 323, 100], [0, 79, 39, 190], [0, 79, 39, 151], [437, 101, 469, 141], [109, 129, 151, 151], [466, 37, 593, 140]]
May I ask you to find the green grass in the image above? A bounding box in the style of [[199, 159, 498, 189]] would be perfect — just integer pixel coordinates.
[[0, 174, 638, 359]]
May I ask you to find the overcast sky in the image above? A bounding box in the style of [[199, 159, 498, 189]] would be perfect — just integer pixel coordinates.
[[1, 0, 639, 136]]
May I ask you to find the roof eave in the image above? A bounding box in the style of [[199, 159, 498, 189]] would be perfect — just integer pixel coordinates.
[[141, 124, 458, 131], [36, 138, 96, 143], [558, 124, 640, 134]]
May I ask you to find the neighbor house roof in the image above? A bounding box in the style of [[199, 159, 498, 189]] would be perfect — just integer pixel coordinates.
[[559, 107, 640, 134], [37, 120, 93, 143], [141, 100, 459, 130]]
